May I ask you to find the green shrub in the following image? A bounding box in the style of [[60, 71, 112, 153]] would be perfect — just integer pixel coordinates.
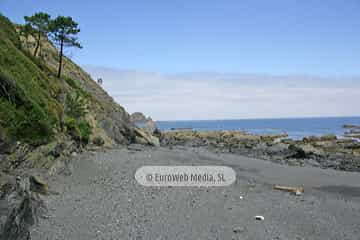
[[77, 120, 91, 144], [65, 91, 87, 119], [64, 117, 79, 140], [64, 116, 91, 144]]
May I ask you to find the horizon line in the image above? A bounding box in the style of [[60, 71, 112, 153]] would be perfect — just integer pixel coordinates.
[[155, 115, 360, 122]]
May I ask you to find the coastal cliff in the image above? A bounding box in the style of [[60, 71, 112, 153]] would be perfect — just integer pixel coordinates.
[[0, 14, 158, 176]]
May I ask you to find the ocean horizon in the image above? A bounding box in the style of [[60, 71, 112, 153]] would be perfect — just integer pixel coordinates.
[[156, 116, 360, 140]]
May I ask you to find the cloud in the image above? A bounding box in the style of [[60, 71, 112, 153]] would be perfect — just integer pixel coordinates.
[[84, 65, 360, 120]]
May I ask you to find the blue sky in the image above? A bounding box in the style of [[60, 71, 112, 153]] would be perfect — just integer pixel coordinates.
[[2, 0, 360, 119], [1, 0, 360, 76]]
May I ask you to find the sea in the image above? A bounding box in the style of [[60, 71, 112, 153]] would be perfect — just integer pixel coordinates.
[[156, 116, 360, 140]]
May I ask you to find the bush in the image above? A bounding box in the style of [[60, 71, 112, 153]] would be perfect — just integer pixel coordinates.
[[65, 91, 87, 119], [64, 117, 91, 144], [77, 120, 91, 144]]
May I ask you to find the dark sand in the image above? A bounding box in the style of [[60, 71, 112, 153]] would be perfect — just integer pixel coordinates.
[[31, 146, 360, 239]]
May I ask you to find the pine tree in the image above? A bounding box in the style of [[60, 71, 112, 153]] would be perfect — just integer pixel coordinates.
[[24, 12, 50, 57], [49, 16, 82, 78]]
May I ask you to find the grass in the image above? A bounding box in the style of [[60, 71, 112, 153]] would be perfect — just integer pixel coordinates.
[[0, 14, 60, 144], [0, 13, 92, 146]]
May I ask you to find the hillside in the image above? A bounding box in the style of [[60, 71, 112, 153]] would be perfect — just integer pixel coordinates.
[[0, 14, 158, 175]]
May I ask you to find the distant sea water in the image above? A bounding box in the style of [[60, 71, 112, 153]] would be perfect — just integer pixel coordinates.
[[156, 116, 360, 140]]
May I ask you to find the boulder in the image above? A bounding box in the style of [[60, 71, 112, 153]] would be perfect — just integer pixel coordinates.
[[144, 121, 157, 134], [130, 112, 148, 123], [92, 136, 105, 146], [29, 176, 48, 195], [134, 128, 160, 147]]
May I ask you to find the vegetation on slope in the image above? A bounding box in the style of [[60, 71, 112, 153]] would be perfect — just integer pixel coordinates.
[[0, 13, 92, 146], [0, 13, 61, 144], [0, 12, 157, 174]]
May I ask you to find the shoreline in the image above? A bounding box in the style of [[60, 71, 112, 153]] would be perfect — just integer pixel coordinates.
[[160, 129, 360, 172]]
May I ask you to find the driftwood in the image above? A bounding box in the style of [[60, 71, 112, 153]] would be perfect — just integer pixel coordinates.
[[273, 185, 304, 195]]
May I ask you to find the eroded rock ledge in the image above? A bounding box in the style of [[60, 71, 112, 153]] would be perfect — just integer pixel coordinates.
[[161, 130, 360, 171]]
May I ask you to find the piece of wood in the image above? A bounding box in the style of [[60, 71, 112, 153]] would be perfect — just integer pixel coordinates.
[[273, 185, 304, 194]]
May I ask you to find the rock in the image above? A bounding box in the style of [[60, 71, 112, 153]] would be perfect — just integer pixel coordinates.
[[0, 192, 33, 240], [280, 138, 296, 145], [302, 136, 320, 143], [143, 120, 157, 134], [264, 143, 289, 156], [99, 118, 134, 145], [161, 130, 360, 172], [343, 141, 360, 150], [48, 142, 66, 158], [286, 143, 324, 159], [287, 144, 307, 159], [29, 176, 48, 195], [134, 128, 160, 147], [303, 134, 337, 143], [343, 124, 360, 129], [233, 226, 246, 233], [254, 215, 265, 221], [319, 134, 337, 141], [346, 129, 360, 134], [260, 133, 288, 143], [153, 128, 162, 141], [130, 112, 148, 123], [92, 136, 105, 146], [0, 178, 47, 240]]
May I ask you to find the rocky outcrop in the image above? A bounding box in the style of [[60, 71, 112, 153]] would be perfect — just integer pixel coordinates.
[[162, 130, 360, 172], [130, 112, 150, 123], [343, 124, 360, 129], [0, 176, 47, 240], [134, 128, 160, 147], [130, 112, 158, 134]]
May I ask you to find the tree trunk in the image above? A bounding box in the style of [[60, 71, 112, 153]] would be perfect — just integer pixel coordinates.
[[57, 37, 64, 78], [33, 31, 41, 57]]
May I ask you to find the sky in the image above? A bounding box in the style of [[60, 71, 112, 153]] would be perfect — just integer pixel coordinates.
[[1, 0, 360, 120]]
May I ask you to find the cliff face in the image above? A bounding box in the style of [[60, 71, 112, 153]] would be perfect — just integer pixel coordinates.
[[0, 14, 157, 174], [16, 18, 135, 146]]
